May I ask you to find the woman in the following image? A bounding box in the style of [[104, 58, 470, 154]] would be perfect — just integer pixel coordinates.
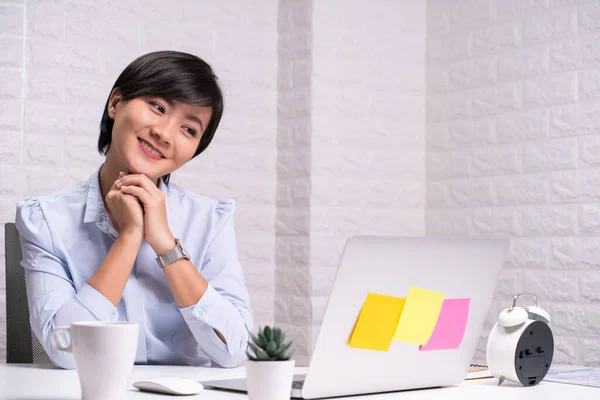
[[15, 51, 254, 369]]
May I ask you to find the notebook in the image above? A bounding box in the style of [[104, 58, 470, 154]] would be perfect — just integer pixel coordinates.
[[466, 364, 493, 380]]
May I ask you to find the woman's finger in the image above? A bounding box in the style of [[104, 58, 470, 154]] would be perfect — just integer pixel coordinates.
[[109, 171, 128, 192], [117, 174, 162, 196], [120, 185, 153, 205]]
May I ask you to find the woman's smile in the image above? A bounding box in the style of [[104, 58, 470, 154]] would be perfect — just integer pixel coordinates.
[[138, 138, 165, 160]]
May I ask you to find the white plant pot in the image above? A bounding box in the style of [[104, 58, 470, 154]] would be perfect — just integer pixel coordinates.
[[245, 359, 295, 400]]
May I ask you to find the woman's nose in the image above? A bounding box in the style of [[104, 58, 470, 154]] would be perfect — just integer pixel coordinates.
[[151, 121, 174, 144]]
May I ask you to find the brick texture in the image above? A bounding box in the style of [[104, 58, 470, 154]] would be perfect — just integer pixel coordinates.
[[275, 0, 313, 367], [306, 0, 426, 362], [276, 0, 426, 365], [11, 0, 596, 371], [428, 0, 600, 366]]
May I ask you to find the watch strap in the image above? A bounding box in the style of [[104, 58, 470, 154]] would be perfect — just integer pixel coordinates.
[[156, 238, 189, 268]]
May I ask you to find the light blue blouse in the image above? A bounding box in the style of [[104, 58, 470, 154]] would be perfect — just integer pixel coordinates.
[[15, 165, 254, 369]]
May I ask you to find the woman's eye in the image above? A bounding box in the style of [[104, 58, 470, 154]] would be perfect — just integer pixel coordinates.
[[184, 126, 197, 136], [151, 103, 165, 113]]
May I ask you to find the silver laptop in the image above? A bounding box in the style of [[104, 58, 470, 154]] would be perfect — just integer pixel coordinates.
[[202, 235, 510, 399]]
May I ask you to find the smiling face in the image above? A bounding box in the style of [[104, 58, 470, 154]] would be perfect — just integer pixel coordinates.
[[105, 89, 213, 182]]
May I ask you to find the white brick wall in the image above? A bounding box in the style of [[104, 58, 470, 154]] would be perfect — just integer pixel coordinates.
[[276, 0, 426, 366], [276, 0, 313, 367], [427, 0, 600, 366], [0, 0, 277, 362], [12, 0, 594, 371], [306, 0, 426, 363]]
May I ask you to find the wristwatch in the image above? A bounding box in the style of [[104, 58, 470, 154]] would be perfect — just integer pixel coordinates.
[[156, 238, 190, 268]]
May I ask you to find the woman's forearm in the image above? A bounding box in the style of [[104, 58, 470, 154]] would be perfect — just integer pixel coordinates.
[[162, 260, 229, 343], [162, 259, 209, 307], [87, 231, 143, 306]]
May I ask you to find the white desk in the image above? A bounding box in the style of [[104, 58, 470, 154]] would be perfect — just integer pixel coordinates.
[[0, 363, 597, 399]]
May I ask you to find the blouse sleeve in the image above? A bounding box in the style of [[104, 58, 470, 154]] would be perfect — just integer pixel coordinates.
[[15, 198, 119, 369], [178, 199, 254, 368]]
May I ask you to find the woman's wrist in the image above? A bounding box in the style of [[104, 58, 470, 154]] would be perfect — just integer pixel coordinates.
[[150, 233, 177, 256], [118, 228, 144, 247]]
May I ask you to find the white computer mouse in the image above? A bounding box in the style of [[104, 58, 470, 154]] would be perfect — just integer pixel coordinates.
[[133, 376, 204, 396]]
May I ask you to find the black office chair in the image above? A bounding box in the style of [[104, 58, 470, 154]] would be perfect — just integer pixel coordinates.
[[4, 222, 52, 364]]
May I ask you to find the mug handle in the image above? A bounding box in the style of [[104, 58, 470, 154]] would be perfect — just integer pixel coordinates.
[[50, 326, 72, 353]]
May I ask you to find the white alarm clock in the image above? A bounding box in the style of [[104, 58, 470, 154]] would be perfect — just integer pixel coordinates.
[[486, 293, 554, 386]]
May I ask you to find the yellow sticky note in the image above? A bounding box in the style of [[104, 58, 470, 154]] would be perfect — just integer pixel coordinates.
[[393, 287, 445, 345], [348, 293, 405, 352]]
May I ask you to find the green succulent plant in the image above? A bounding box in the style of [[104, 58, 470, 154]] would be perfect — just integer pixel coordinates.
[[247, 325, 294, 361]]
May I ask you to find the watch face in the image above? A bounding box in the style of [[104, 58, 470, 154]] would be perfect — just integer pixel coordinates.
[[176, 239, 189, 259]]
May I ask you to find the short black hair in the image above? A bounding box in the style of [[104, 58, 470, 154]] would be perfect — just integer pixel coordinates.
[[98, 50, 224, 185]]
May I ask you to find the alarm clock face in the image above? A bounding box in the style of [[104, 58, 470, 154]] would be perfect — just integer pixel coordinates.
[[514, 320, 554, 386]]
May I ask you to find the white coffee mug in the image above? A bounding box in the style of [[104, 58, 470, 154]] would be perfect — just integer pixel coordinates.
[[51, 321, 139, 400]]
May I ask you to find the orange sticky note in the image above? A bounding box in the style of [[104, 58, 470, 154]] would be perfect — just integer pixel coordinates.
[[348, 293, 405, 352], [393, 286, 444, 345], [420, 298, 471, 351]]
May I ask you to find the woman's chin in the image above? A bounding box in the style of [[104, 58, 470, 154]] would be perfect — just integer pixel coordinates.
[[126, 159, 161, 178]]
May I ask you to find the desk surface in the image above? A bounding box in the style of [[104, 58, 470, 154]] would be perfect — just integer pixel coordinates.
[[0, 363, 598, 399]]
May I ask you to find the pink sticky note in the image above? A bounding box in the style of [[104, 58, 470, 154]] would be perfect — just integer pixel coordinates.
[[419, 298, 470, 351]]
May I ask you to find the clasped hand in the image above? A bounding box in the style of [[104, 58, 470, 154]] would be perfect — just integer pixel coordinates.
[[105, 172, 175, 256]]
